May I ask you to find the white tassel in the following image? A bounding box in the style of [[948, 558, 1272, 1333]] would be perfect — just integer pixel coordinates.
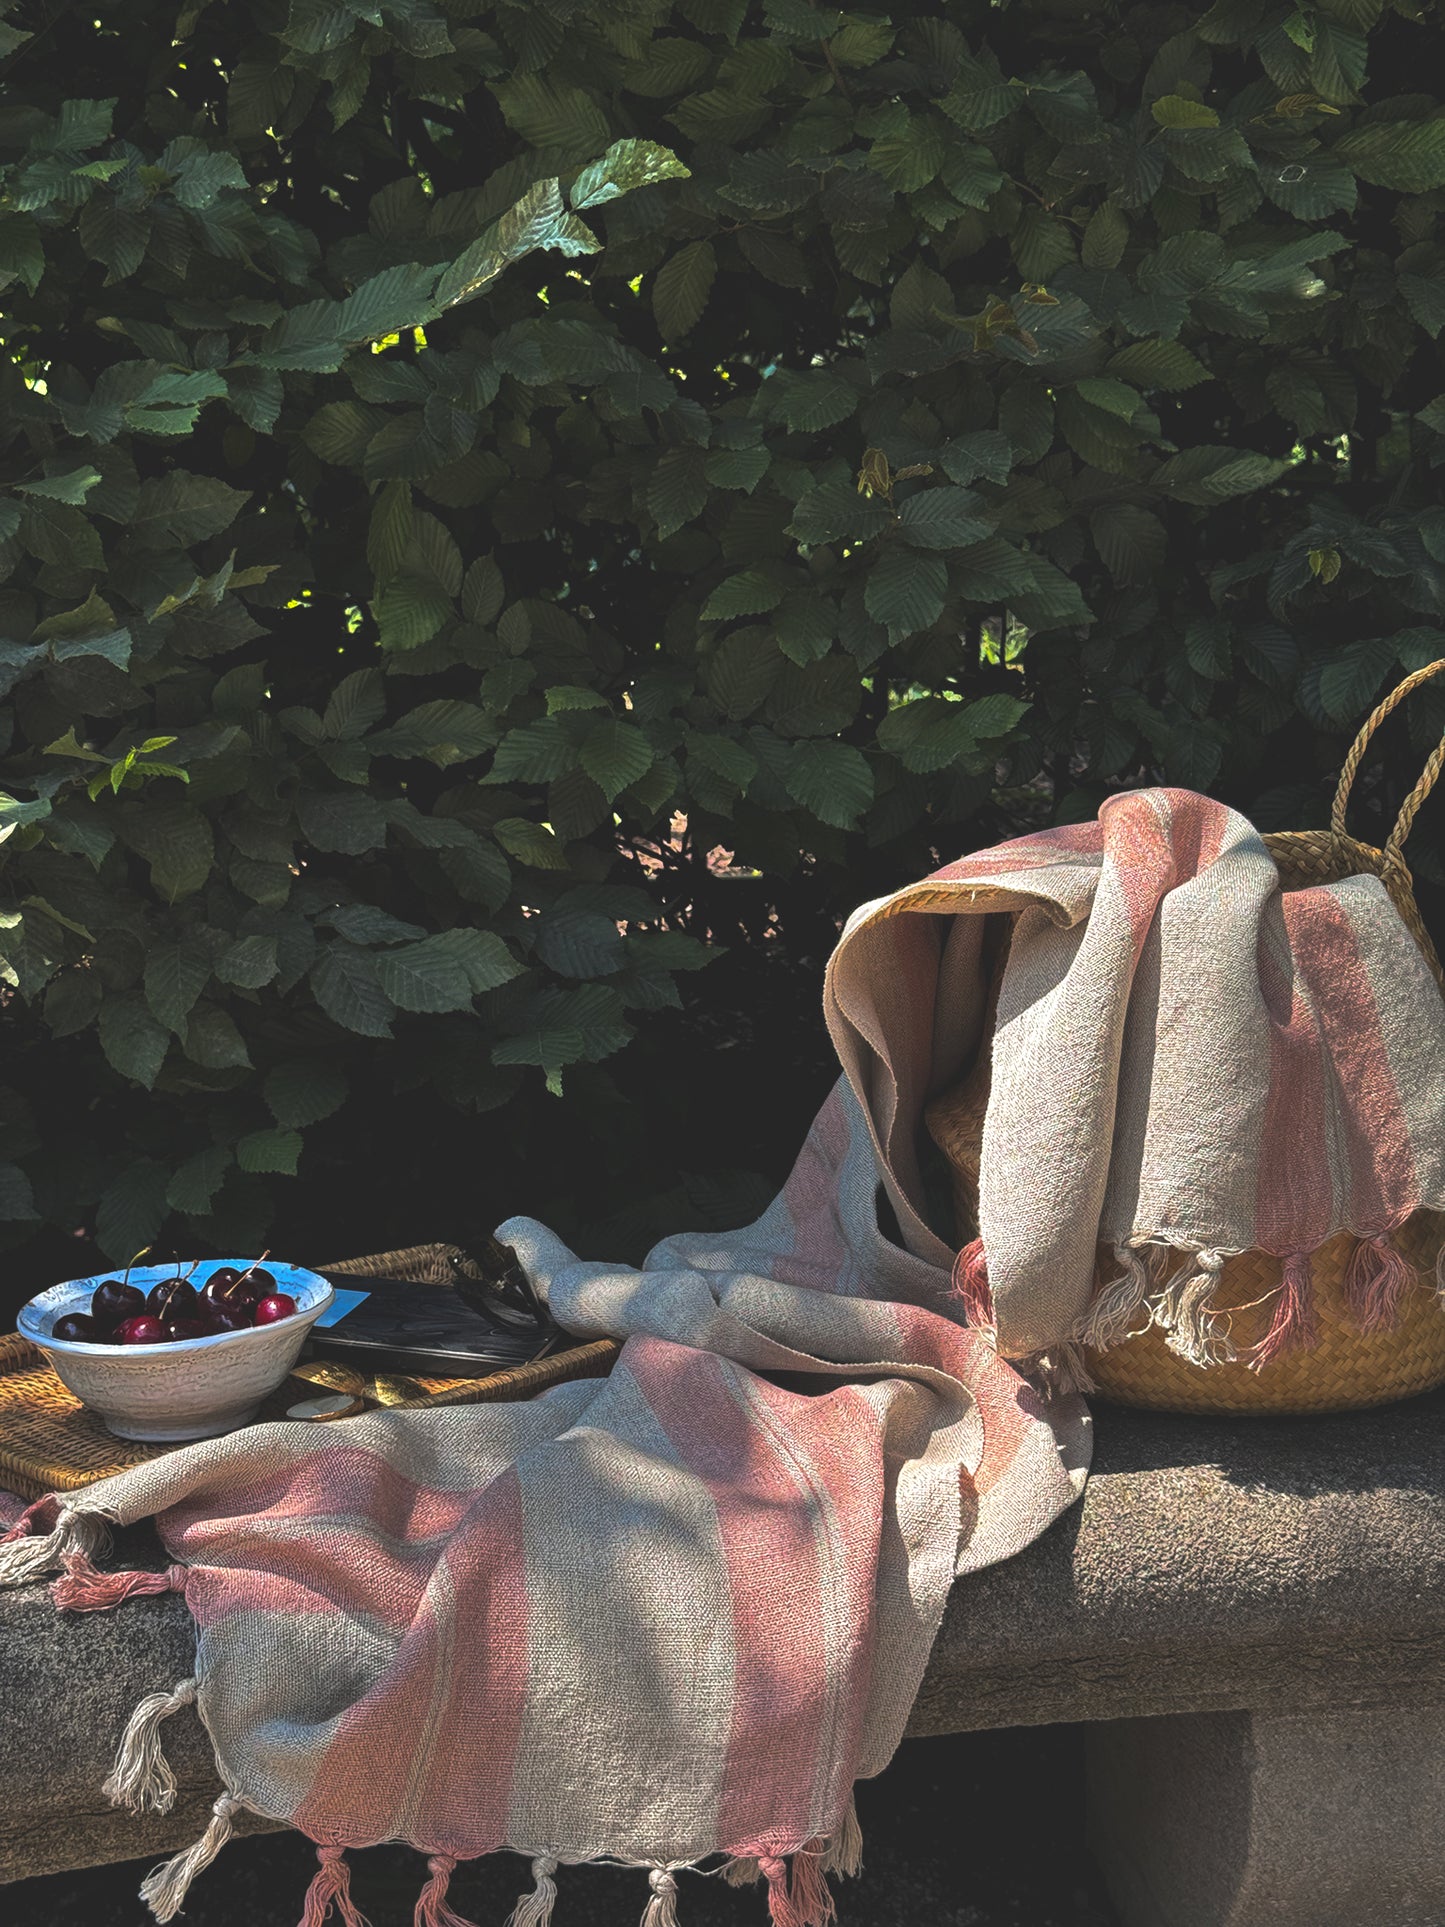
[[640, 1868, 680, 1927], [1150, 1249, 1236, 1366], [822, 1796, 863, 1878], [139, 1791, 241, 1922], [719, 1857, 761, 1888], [1038, 1339, 1096, 1398], [506, 1855, 559, 1927], [0, 1506, 109, 1587], [1075, 1246, 1152, 1350], [104, 1678, 197, 1814]]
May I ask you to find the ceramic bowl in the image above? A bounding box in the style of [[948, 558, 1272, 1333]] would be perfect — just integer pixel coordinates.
[[18, 1262, 335, 1442]]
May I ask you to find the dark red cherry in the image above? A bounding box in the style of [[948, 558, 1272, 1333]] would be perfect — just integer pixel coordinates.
[[241, 1266, 276, 1299], [114, 1314, 169, 1345], [91, 1279, 145, 1329], [253, 1293, 297, 1325], [52, 1312, 101, 1342], [206, 1304, 253, 1333], [165, 1317, 210, 1342], [147, 1277, 199, 1323], [202, 1267, 262, 1311]]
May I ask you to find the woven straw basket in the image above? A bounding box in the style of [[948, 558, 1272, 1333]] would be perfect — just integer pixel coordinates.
[[926, 660, 1445, 1416]]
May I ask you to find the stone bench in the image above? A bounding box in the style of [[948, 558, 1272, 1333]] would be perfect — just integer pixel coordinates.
[[7, 1390, 1445, 1927]]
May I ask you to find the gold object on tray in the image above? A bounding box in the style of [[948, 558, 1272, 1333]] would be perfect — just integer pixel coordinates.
[[367, 1373, 432, 1407], [289, 1359, 368, 1398], [0, 1243, 620, 1501], [286, 1392, 367, 1422]]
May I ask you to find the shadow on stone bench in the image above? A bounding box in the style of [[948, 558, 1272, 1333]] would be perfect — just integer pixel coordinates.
[[8, 1391, 1445, 1926]]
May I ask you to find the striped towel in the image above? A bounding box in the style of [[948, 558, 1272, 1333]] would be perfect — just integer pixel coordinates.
[[5, 786, 1436, 1924]]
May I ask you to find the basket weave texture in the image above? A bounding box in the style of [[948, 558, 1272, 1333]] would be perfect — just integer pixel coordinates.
[[0, 1242, 618, 1501], [926, 662, 1445, 1417]]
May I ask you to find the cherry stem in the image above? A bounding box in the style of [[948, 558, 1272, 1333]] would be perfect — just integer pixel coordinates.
[[237, 1249, 272, 1286], [122, 1245, 152, 1291]]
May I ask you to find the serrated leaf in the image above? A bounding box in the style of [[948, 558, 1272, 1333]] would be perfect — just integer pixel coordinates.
[[702, 570, 785, 620], [1081, 203, 1129, 271], [785, 739, 874, 828], [493, 817, 569, 868], [1334, 119, 1445, 193], [1106, 338, 1211, 391], [706, 628, 782, 720], [144, 945, 210, 1035], [1151, 95, 1220, 127], [99, 994, 170, 1089], [538, 907, 626, 977], [166, 1146, 232, 1216], [864, 549, 947, 637], [216, 935, 279, 989], [310, 945, 395, 1037], [1154, 446, 1287, 504], [96, 1160, 170, 1263], [578, 718, 654, 801], [376, 937, 473, 1012], [897, 487, 992, 550], [571, 137, 689, 209], [789, 479, 892, 546], [265, 1060, 349, 1129], [237, 1128, 303, 1176], [653, 239, 716, 340], [1090, 504, 1168, 584], [183, 1004, 252, 1069], [297, 790, 390, 855]]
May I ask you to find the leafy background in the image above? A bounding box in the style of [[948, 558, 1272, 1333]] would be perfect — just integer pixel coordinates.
[[1, 0, 1444, 1310]]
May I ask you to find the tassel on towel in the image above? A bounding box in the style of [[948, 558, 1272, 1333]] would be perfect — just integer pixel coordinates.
[[300, 1845, 369, 1927], [1252, 1252, 1318, 1369], [0, 1505, 108, 1587], [506, 1856, 559, 1927], [820, 1796, 863, 1879], [1346, 1233, 1415, 1334], [1075, 1246, 1152, 1352], [103, 1676, 197, 1813], [788, 1844, 836, 1927], [951, 1239, 995, 1340], [54, 1551, 187, 1613], [139, 1791, 241, 1922], [640, 1868, 680, 1927], [759, 1858, 802, 1927], [1150, 1250, 1237, 1368], [414, 1852, 476, 1927]]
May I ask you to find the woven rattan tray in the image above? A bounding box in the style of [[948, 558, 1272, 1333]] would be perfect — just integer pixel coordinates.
[[0, 1243, 619, 1501]]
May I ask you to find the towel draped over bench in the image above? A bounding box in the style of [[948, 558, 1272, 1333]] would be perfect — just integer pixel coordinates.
[[5, 787, 1442, 1927]]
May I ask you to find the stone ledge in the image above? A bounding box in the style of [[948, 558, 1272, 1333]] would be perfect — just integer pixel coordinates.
[[8, 1389, 1445, 1882]]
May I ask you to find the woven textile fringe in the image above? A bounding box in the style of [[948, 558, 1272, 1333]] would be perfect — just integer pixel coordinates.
[[1346, 1233, 1416, 1333], [104, 1677, 197, 1814], [1150, 1249, 1237, 1368], [414, 1852, 476, 1927], [506, 1856, 560, 1927], [300, 1845, 370, 1927], [950, 1239, 995, 1342], [788, 1844, 835, 1927], [640, 1868, 680, 1927], [0, 1505, 108, 1586], [719, 1857, 761, 1888], [139, 1791, 241, 1922], [1253, 1252, 1318, 1368], [1075, 1247, 1152, 1351], [53, 1550, 187, 1613], [821, 1797, 863, 1878]]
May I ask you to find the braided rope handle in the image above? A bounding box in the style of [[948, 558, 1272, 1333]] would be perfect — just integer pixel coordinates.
[[1331, 657, 1445, 862]]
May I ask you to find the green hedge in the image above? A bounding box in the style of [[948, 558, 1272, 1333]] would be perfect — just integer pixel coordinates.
[[1, 0, 1444, 1270]]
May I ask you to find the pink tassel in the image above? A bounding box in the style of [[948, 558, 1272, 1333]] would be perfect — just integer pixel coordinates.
[[0, 1516, 31, 1545], [760, 1857, 804, 1927], [414, 1853, 476, 1927], [52, 1551, 186, 1613], [1252, 1251, 1319, 1368], [951, 1238, 995, 1335], [300, 1845, 369, 1927], [1345, 1233, 1416, 1334], [787, 1844, 835, 1927]]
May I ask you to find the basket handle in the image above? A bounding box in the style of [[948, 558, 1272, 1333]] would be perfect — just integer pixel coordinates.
[[1332, 657, 1445, 863]]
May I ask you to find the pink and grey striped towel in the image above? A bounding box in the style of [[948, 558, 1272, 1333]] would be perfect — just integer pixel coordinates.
[[4, 787, 1440, 1925]]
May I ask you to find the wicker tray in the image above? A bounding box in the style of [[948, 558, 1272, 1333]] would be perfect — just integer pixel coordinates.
[[0, 1243, 619, 1502]]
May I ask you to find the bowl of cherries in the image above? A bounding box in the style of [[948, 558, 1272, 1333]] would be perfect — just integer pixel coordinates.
[[17, 1256, 335, 1442]]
